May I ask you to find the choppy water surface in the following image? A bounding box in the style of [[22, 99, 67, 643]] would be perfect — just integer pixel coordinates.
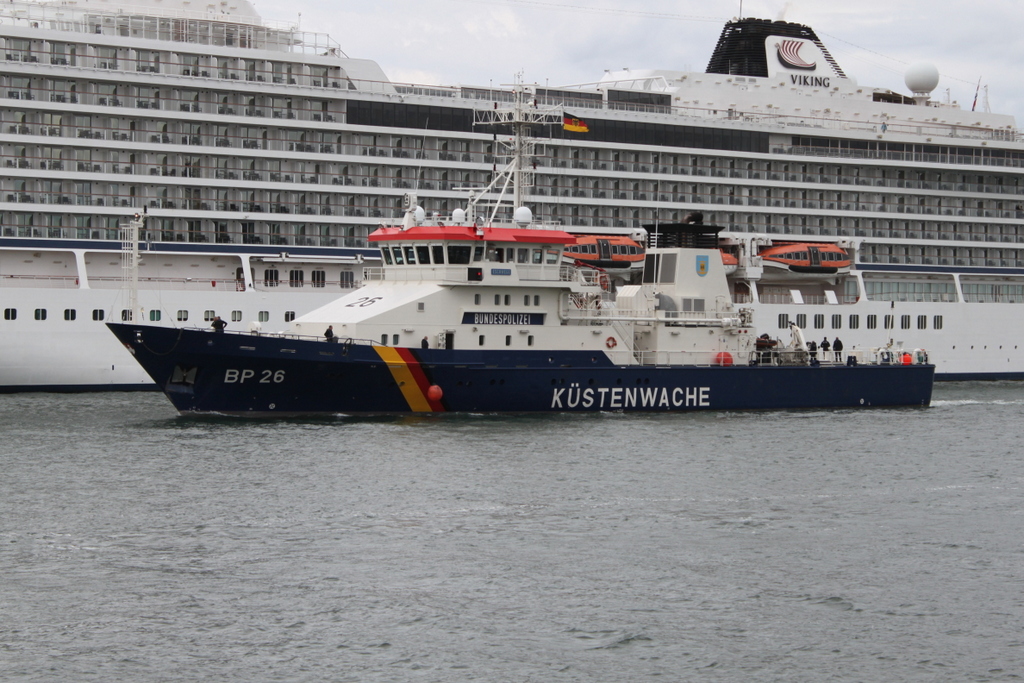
[[3, 384, 1024, 682]]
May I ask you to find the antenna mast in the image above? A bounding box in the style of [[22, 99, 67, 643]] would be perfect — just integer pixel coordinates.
[[472, 77, 560, 224]]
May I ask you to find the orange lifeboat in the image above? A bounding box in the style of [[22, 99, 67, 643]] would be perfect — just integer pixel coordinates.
[[758, 242, 851, 280], [720, 251, 738, 275], [564, 234, 645, 273]]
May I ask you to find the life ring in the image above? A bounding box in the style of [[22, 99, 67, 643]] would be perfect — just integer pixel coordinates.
[[605, 336, 617, 349], [598, 273, 610, 291]]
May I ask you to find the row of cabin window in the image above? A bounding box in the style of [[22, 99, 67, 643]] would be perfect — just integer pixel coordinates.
[[261, 269, 355, 287], [380, 333, 535, 347], [380, 244, 560, 266], [778, 313, 944, 331], [770, 251, 846, 262], [565, 244, 642, 256], [2, 308, 296, 323], [473, 294, 543, 306]]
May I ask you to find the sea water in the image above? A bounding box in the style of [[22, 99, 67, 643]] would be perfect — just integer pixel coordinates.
[[2, 384, 1023, 682]]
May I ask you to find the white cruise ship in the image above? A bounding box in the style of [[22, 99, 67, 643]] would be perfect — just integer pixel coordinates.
[[0, 3, 1021, 389]]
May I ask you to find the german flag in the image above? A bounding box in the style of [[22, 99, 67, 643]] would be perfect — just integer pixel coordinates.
[[562, 112, 589, 133]]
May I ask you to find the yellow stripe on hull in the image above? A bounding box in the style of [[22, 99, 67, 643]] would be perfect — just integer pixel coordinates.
[[374, 347, 433, 412]]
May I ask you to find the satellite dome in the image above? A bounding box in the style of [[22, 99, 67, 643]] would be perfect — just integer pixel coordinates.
[[905, 62, 939, 95], [451, 208, 466, 224], [514, 206, 533, 226], [413, 206, 426, 223]]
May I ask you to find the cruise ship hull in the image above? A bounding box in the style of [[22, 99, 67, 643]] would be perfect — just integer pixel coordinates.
[[107, 324, 934, 415]]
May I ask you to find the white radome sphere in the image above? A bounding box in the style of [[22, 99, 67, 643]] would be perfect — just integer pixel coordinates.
[[905, 62, 939, 94], [451, 208, 466, 224], [514, 206, 533, 226]]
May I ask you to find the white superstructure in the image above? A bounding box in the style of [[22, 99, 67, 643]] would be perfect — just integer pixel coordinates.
[[0, 8, 1022, 388]]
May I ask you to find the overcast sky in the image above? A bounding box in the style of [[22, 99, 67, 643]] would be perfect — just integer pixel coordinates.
[[256, 0, 1024, 123]]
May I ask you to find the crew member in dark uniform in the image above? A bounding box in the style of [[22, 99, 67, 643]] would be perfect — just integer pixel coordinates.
[[833, 337, 844, 362], [211, 315, 227, 332], [325, 325, 336, 342]]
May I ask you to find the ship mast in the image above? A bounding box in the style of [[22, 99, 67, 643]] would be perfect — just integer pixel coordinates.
[[472, 78, 561, 224]]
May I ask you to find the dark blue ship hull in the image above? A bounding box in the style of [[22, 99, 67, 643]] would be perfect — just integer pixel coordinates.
[[107, 323, 934, 416]]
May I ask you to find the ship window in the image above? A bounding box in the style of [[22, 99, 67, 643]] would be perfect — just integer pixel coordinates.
[[204, 310, 215, 321], [849, 315, 859, 330], [534, 296, 540, 306], [447, 245, 471, 264], [505, 335, 512, 346], [149, 310, 161, 322], [795, 314, 807, 328], [524, 295, 531, 306], [391, 247, 404, 265], [285, 311, 296, 322], [528, 335, 534, 346], [232, 311, 242, 322], [532, 249, 543, 264], [474, 294, 481, 305], [404, 246, 417, 264], [473, 245, 484, 262], [340, 271, 355, 289], [831, 314, 842, 329], [867, 314, 877, 329], [917, 315, 927, 329], [380, 248, 393, 265], [121, 310, 132, 322], [417, 246, 431, 264], [92, 309, 104, 321], [177, 310, 188, 322], [478, 335, 485, 346], [545, 249, 559, 265], [381, 334, 387, 345], [34, 309, 47, 321], [432, 245, 445, 264], [778, 313, 789, 329], [814, 314, 824, 329], [3, 308, 15, 321], [311, 270, 326, 288], [64, 309, 76, 321], [494, 294, 501, 305], [289, 270, 304, 287], [264, 268, 279, 287], [259, 311, 269, 322], [517, 249, 529, 263], [504, 295, 511, 306], [901, 315, 911, 329], [934, 315, 943, 330], [884, 315, 894, 330], [392, 334, 399, 345]]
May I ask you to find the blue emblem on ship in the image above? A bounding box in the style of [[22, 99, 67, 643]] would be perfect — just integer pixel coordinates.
[[696, 254, 709, 277]]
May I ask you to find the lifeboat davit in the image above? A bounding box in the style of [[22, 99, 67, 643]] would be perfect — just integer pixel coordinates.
[[564, 234, 645, 274], [758, 242, 851, 280]]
